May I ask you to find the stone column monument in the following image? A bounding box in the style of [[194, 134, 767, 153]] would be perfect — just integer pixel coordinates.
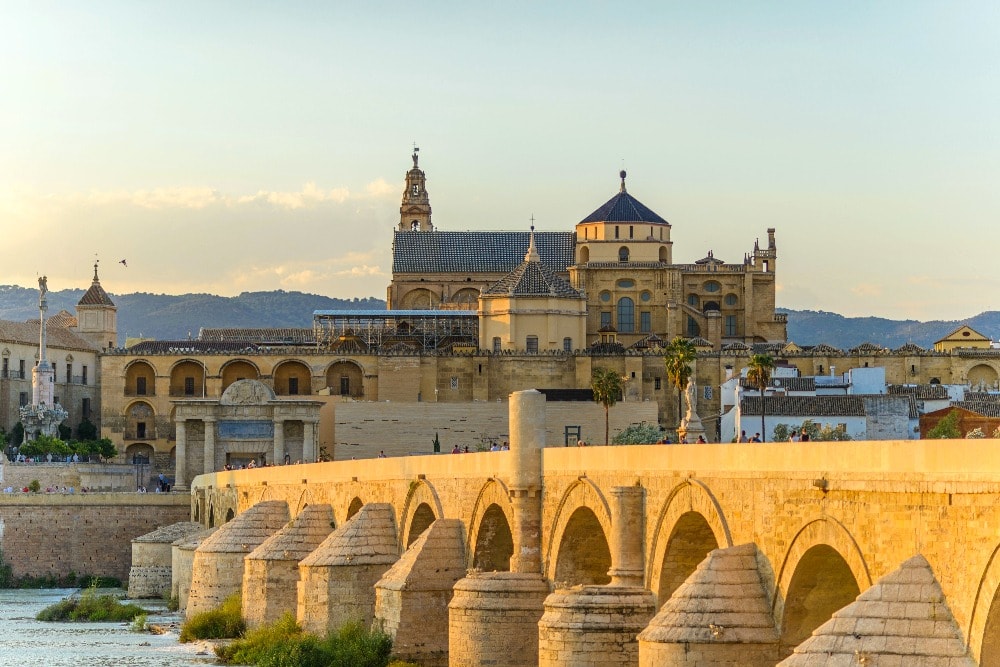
[[676, 378, 707, 444], [20, 275, 68, 441]]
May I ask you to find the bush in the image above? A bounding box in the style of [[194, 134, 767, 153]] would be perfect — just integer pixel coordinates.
[[164, 593, 180, 612], [130, 613, 148, 632], [28, 480, 40, 493], [216, 615, 394, 667], [180, 593, 245, 642], [36, 586, 146, 622], [612, 422, 663, 445]]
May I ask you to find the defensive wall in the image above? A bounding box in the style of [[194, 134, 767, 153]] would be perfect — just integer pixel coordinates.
[[186, 391, 1000, 664], [0, 492, 189, 582]]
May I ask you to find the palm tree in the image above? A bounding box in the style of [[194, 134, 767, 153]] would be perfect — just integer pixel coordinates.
[[591, 367, 624, 445], [746, 353, 775, 442], [664, 337, 697, 426]]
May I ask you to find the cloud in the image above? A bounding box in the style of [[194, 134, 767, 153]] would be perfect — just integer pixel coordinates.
[[237, 182, 351, 209], [850, 283, 883, 298]]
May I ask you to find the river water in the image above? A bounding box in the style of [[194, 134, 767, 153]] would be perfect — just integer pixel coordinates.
[[0, 589, 215, 666]]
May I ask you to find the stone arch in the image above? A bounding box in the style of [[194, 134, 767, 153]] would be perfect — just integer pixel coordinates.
[[659, 246, 668, 262], [401, 287, 440, 310], [406, 503, 436, 548], [208, 506, 215, 528], [220, 359, 260, 393], [553, 506, 612, 586], [967, 542, 1000, 662], [451, 288, 480, 308], [124, 400, 156, 441], [326, 360, 364, 398], [545, 479, 613, 584], [467, 478, 515, 571], [273, 359, 312, 396], [124, 359, 156, 396], [968, 363, 999, 389], [346, 496, 364, 520], [774, 517, 871, 653], [125, 443, 154, 464], [225, 508, 235, 523], [169, 359, 206, 397], [399, 479, 444, 550], [647, 479, 732, 605], [293, 488, 319, 517], [579, 245, 590, 264], [618, 246, 630, 262]]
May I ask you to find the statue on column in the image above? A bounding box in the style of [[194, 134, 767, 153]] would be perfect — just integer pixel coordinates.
[[677, 378, 707, 444]]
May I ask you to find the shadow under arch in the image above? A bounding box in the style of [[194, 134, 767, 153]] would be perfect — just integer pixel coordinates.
[[773, 516, 871, 655], [967, 541, 1000, 664], [545, 478, 613, 584], [293, 487, 318, 517], [399, 479, 444, 550], [346, 496, 364, 521], [466, 478, 514, 571], [647, 479, 733, 605]]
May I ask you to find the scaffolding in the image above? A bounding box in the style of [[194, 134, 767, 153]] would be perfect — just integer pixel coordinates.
[[313, 309, 479, 353]]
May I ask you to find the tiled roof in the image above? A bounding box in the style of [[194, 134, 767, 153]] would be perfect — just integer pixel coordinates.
[[392, 231, 574, 273], [482, 259, 581, 298], [808, 343, 844, 355], [126, 340, 272, 354], [888, 384, 950, 399], [779, 555, 974, 666], [630, 333, 666, 350], [199, 328, 316, 344], [893, 342, 925, 353], [964, 391, 1000, 402], [740, 377, 816, 392], [750, 342, 784, 354], [741, 395, 866, 417], [579, 186, 668, 224], [47, 310, 78, 328], [77, 278, 115, 307], [721, 342, 751, 352], [849, 341, 888, 354], [688, 337, 713, 348], [0, 319, 96, 351], [954, 401, 1000, 418]]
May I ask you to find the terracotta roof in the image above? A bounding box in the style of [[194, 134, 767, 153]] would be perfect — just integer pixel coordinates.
[[47, 310, 78, 328], [392, 230, 575, 274], [630, 333, 666, 350], [849, 341, 888, 354], [808, 343, 844, 355], [77, 276, 115, 307], [779, 555, 974, 666], [893, 342, 925, 353], [0, 319, 97, 351], [888, 384, 949, 400], [199, 328, 316, 344]]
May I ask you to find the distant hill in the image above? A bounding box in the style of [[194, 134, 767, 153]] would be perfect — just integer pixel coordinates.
[[0, 285, 384, 345], [1, 284, 996, 350]]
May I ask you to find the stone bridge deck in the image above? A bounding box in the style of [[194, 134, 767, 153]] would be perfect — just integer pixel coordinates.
[[188, 392, 1000, 665]]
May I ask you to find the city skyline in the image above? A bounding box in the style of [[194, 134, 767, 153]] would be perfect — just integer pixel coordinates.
[[2, 2, 998, 321]]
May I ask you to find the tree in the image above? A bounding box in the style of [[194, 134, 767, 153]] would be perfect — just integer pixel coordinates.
[[612, 422, 662, 445], [592, 367, 624, 445], [77, 419, 97, 441], [746, 354, 775, 442], [664, 337, 697, 427], [927, 410, 961, 439]]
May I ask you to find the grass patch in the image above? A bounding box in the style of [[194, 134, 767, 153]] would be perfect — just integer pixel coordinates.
[[216, 614, 394, 667], [179, 593, 245, 642], [36, 585, 147, 622]]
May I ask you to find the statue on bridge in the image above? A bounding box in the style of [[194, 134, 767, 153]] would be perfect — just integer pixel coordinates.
[[677, 378, 707, 444]]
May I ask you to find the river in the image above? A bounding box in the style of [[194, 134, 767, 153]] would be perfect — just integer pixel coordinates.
[[0, 589, 215, 666]]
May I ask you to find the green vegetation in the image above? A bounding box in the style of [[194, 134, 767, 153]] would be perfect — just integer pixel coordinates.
[[16, 434, 117, 462], [591, 367, 625, 445], [612, 422, 663, 445], [773, 420, 851, 442], [27, 479, 40, 493], [0, 550, 13, 588], [164, 593, 180, 612], [130, 613, 148, 632], [180, 593, 246, 642], [927, 409, 961, 439], [746, 354, 776, 442], [216, 614, 394, 667], [663, 336, 697, 427], [36, 585, 147, 622]]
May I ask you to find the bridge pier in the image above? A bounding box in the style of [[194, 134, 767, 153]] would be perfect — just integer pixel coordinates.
[[449, 390, 550, 667], [297, 502, 399, 635], [242, 503, 335, 629], [186, 500, 290, 617], [128, 521, 203, 599]]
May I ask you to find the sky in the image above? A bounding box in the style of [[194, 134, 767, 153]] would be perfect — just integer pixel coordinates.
[[1, 1, 998, 321]]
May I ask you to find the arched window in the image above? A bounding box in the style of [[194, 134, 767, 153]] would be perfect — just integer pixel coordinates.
[[493, 337, 501, 353], [618, 246, 630, 262], [617, 297, 635, 333]]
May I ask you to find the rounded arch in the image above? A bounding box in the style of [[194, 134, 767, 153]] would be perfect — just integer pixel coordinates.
[[169, 359, 206, 397], [617, 297, 635, 333], [401, 288, 440, 310], [124, 359, 156, 397], [545, 479, 612, 583], [220, 359, 260, 393], [967, 542, 1000, 662], [451, 288, 480, 308], [968, 363, 999, 388], [779, 544, 860, 653], [467, 478, 515, 571], [346, 497, 364, 520], [293, 488, 319, 517], [273, 359, 312, 396], [399, 479, 444, 550], [125, 443, 154, 465], [553, 506, 611, 586], [579, 245, 590, 264], [406, 503, 436, 547], [658, 246, 668, 262], [703, 301, 720, 312], [647, 480, 733, 604], [618, 246, 630, 262], [773, 517, 871, 650], [208, 506, 216, 528], [225, 508, 235, 524], [124, 400, 156, 441], [326, 360, 364, 398]]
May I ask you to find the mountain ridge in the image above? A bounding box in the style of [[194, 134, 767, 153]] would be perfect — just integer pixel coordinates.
[[0, 285, 995, 350]]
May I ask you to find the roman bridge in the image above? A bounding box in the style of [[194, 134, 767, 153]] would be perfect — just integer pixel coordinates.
[[184, 390, 1000, 666]]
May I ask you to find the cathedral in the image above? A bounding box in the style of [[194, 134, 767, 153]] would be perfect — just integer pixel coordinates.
[[388, 150, 787, 351]]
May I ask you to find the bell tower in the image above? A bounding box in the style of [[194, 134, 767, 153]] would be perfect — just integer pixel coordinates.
[[398, 146, 433, 232]]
